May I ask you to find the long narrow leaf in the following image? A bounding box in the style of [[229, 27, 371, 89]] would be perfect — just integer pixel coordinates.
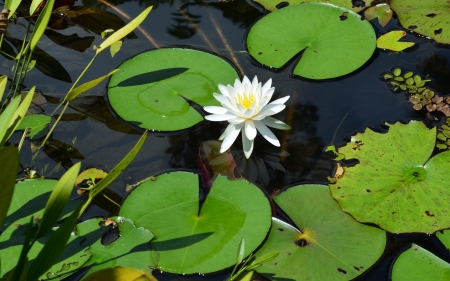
[[29, 0, 44, 15], [245, 252, 279, 271], [80, 131, 147, 215], [29, 0, 55, 52], [0, 146, 19, 228], [95, 6, 152, 55], [0, 75, 8, 101], [0, 96, 21, 146], [5, 0, 22, 19], [66, 69, 118, 102], [26, 204, 82, 281], [236, 238, 245, 265], [0, 88, 35, 145], [34, 162, 81, 240]]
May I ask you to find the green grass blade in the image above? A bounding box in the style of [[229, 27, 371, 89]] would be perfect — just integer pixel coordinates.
[[29, 0, 44, 15], [66, 69, 118, 102], [0, 96, 21, 146], [4, 0, 22, 19], [0, 87, 35, 145], [34, 162, 81, 240], [95, 6, 152, 55], [29, 0, 55, 52], [26, 204, 82, 281], [0, 75, 8, 101], [0, 146, 19, 228]]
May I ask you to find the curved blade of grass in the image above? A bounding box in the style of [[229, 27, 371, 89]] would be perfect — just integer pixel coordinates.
[[65, 69, 118, 102], [80, 131, 148, 215], [29, 0, 44, 15], [0, 87, 35, 146], [26, 204, 82, 281], [0, 96, 21, 146], [0, 146, 19, 228], [95, 6, 152, 55], [5, 0, 22, 19], [29, 0, 55, 52], [0, 75, 8, 101], [34, 162, 81, 240]]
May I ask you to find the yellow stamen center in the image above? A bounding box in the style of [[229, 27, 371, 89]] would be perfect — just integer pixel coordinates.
[[236, 93, 255, 110]]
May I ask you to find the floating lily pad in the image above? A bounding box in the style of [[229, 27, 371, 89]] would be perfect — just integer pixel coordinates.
[[254, 184, 386, 280], [108, 48, 240, 131], [251, 0, 372, 13], [246, 3, 376, 79], [77, 217, 156, 276], [377, 30, 415, 52], [16, 113, 51, 139], [0, 179, 85, 279], [364, 3, 393, 27], [119, 172, 271, 274], [329, 121, 450, 233], [391, 244, 450, 281], [390, 0, 450, 44]]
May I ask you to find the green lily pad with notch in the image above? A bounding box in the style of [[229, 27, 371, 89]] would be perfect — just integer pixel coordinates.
[[329, 121, 450, 234], [16, 114, 51, 139], [119, 172, 272, 274], [252, 0, 372, 13], [391, 244, 450, 281], [108, 48, 240, 131], [254, 184, 386, 280], [390, 0, 450, 44], [77, 217, 156, 276], [0, 179, 86, 279], [246, 3, 376, 79]]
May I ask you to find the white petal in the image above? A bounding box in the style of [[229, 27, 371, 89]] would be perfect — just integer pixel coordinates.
[[261, 78, 272, 94], [227, 85, 237, 99], [219, 123, 234, 140], [205, 114, 236, 121], [251, 76, 259, 94], [220, 123, 244, 152], [213, 93, 232, 107], [203, 106, 228, 114], [261, 116, 291, 130], [234, 78, 244, 94], [244, 108, 254, 119], [270, 95, 290, 105], [242, 131, 254, 159], [218, 84, 230, 98], [229, 117, 245, 124], [242, 76, 251, 89], [245, 120, 257, 140], [254, 120, 280, 147], [258, 104, 286, 116], [259, 87, 274, 107]]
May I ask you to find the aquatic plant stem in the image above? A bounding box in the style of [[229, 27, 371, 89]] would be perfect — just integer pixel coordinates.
[[43, 54, 98, 147], [330, 112, 349, 145]]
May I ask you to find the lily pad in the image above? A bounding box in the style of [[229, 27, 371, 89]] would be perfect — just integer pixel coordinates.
[[254, 184, 386, 280], [119, 172, 271, 274], [329, 121, 450, 233], [246, 3, 376, 79], [390, 0, 450, 44], [16, 113, 51, 139], [251, 0, 372, 13], [108, 48, 240, 131], [377, 30, 415, 52], [77, 217, 156, 276], [391, 244, 450, 281], [364, 3, 393, 27], [0, 179, 85, 279]]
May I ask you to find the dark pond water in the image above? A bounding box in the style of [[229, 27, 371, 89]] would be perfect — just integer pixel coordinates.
[[6, 0, 450, 280]]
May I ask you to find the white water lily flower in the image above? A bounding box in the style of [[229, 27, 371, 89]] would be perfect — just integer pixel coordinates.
[[204, 76, 291, 159]]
